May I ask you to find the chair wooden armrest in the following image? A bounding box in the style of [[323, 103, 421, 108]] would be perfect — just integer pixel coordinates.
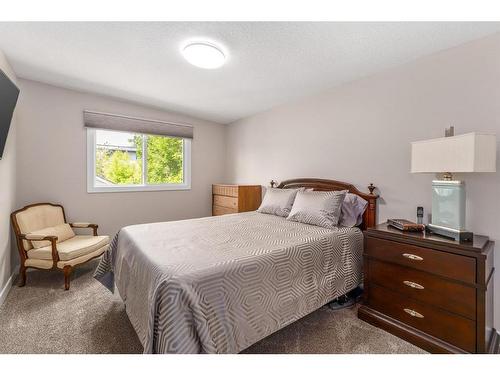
[[19, 233, 60, 264], [22, 233, 57, 241], [69, 222, 98, 236]]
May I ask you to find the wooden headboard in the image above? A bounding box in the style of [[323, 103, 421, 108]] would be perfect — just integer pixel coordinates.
[[273, 178, 379, 230]]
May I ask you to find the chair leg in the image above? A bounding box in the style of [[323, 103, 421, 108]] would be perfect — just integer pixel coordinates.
[[19, 265, 26, 287], [63, 265, 72, 290]]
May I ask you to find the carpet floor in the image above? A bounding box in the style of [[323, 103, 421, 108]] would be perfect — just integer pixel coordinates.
[[0, 260, 425, 354]]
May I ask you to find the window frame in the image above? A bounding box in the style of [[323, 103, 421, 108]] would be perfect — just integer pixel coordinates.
[[86, 128, 191, 193]]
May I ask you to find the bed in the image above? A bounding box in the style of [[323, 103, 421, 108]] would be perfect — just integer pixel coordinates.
[[94, 178, 378, 353]]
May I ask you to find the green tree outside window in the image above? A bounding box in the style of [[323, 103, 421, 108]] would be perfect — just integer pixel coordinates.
[[96, 133, 183, 185]]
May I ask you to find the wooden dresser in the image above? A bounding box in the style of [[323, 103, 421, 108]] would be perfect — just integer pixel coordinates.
[[358, 223, 496, 353], [212, 184, 262, 216]]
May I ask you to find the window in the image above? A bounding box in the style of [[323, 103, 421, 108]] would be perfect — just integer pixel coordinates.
[[87, 128, 191, 192]]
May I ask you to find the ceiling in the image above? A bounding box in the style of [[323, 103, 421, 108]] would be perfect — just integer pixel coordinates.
[[0, 22, 499, 124]]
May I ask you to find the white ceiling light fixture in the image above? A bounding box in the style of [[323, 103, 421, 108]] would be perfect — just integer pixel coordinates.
[[181, 41, 226, 69]]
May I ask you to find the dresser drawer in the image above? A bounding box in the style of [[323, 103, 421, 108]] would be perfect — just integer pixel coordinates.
[[212, 205, 238, 216], [213, 195, 238, 209], [368, 259, 476, 320], [366, 237, 476, 284], [212, 185, 238, 198], [369, 284, 476, 352]]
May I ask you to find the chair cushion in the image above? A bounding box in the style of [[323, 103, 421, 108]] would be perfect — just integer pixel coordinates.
[[27, 235, 110, 261], [15, 204, 66, 250], [57, 245, 108, 269], [28, 223, 76, 249]]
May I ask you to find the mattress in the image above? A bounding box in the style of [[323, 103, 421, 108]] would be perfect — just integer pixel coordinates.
[[94, 211, 363, 353]]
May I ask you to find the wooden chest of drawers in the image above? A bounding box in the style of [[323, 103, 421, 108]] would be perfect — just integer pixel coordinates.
[[212, 184, 262, 216], [358, 223, 496, 353]]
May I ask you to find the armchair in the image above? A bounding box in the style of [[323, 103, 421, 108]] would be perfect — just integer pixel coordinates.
[[11, 203, 109, 290]]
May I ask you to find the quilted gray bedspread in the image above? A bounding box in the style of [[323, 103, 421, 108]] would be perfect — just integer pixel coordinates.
[[94, 211, 363, 353]]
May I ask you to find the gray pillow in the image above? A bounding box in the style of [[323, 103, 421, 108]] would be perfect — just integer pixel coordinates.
[[257, 188, 302, 217], [339, 193, 368, 227], [287, 190, 348, 229]]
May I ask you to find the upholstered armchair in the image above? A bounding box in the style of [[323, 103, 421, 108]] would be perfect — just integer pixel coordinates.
[[11, 203, 109, 290]]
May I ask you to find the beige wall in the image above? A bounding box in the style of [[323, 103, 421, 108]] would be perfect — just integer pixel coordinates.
[[16, 79, 226, 238], [0, 50, 17, 304], [226, 33, 500, 327]]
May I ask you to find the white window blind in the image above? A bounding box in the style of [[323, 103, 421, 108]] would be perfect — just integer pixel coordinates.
[[83, 110, 193, 139]]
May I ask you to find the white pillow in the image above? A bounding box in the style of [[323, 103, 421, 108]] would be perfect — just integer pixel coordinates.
[[28, 223, 76, 249], [339, 193, 368, 227], [257, 188, 303, 217], [287, 190, 348, 229]]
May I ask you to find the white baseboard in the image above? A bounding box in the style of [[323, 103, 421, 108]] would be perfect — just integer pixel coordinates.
[[0, 268, 18, 307]]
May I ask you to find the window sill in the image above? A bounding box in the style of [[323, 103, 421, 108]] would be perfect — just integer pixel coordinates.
[[87, 184, 191, 193]]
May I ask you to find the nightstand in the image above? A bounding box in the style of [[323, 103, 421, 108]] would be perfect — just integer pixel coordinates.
[[358, 222, 496, 353]]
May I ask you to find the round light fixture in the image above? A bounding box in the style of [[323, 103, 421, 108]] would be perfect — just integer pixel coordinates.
[[181, 41, 226, 69]]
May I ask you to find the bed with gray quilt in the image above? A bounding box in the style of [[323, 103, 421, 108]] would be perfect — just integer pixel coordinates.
[[94, 211, 363, 354]]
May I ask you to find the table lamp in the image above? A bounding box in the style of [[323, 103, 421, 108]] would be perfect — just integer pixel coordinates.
[[411, 130, 496, 241]]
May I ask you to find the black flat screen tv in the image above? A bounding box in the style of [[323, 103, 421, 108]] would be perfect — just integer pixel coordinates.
[[0, 68, 19, 160]]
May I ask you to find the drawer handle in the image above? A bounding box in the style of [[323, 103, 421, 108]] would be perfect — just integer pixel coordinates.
[[404, 308, 424, 319], [403, 280, 424, 290], [402, 253, 423, 261]]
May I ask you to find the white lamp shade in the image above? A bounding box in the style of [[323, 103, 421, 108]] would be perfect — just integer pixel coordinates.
[[411, 132, 497, 173]]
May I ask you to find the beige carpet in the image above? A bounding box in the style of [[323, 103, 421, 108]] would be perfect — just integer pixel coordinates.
[[0, 260, 425, 354]]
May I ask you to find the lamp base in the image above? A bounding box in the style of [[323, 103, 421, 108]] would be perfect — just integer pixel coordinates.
[[427, 223, 473, 242]]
